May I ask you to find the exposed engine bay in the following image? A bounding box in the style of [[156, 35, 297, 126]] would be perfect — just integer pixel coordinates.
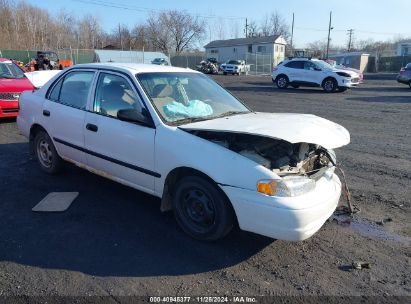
[[188, 130, 335, 178]]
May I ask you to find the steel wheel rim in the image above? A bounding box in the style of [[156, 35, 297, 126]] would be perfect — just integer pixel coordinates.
[[181, 187, 216, 233], [37, 139, 53, 168]]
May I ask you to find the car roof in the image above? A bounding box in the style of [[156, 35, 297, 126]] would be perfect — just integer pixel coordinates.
[[287, 58, 320, 61], [70, 63, 197, 74]]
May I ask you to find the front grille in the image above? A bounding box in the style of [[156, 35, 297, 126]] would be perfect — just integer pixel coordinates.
[[0, 92, 20, 101], [2, 108, 19, 113]]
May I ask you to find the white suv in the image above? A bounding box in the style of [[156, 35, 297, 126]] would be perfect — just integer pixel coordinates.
[[272, 58, 360, 92]]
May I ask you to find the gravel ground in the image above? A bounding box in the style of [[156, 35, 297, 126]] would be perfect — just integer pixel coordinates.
[[0, 73, 410, 302]]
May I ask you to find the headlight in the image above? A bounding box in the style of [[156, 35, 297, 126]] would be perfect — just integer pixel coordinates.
[[336, 72, 351, 77], [257, 176, 315, 197]]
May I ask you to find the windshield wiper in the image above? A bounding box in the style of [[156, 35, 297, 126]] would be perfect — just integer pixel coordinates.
[[171, 116, 212, 125], [213, 110, 249, 119], [172, 111, 249, 126]]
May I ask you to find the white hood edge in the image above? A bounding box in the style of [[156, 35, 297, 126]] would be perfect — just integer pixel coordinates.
[[24, 70, 62, 88], [179, 112, 350, 150]]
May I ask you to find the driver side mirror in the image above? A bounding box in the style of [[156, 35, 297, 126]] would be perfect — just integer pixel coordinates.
[[117, 108, 153, 127], [314, 67, 322, 71]]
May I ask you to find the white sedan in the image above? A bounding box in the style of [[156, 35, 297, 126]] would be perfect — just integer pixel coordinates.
[[17, 63, 350, 241]]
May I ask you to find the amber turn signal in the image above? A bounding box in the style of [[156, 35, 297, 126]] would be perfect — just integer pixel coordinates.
[[257, 180, 278, 196]]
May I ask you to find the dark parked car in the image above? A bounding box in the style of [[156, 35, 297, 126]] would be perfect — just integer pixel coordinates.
[[397, 63, 411, 88]]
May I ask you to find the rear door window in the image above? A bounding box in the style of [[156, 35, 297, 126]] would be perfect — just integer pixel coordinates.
[[284, 61, 304, 69], [49, 71, 95, 109]]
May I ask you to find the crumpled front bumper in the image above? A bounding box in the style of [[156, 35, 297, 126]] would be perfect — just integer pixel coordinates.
[[220, 173, 342, 241]]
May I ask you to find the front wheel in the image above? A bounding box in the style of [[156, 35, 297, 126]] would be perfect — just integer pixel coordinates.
[[276, 75, 289, 89], [34, 130, 63, 174], [322, 78, 337, 93], [173, 176, 235, 241]]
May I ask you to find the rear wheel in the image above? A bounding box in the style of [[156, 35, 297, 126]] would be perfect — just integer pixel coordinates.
[[276, 75, 289, 89], [34, 131, 63, 174], [173, 175, 234, 241], [322, 78, 337, 93]]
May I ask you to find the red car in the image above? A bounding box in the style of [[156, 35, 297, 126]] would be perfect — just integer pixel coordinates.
[[0, 58, 35, 118]]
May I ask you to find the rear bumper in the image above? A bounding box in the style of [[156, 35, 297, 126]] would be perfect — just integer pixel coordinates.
[[397, 75, 410, 85], [221, 173, 341, 241], [0, 100, 19, 117]]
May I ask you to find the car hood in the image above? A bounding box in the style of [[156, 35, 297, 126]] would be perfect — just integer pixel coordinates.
[[334, 68, 359, 77], [24, 70, 62, 88], [179, 112, 350, 149], [0, 77, 34, 92]]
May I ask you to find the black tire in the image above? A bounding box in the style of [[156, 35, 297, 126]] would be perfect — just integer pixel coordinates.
[[223, 72, 227, 75], [322, 78, 338, 93], [276, 75, 289, 89], [34, 130, 63, 174], [173, 175, 235, 241], [338, 87, 348, 92], [291, 84, 300, 89]]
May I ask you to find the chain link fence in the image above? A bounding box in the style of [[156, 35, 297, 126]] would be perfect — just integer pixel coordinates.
[[245, 52, 274, 76], [170, 53, 206, 70]]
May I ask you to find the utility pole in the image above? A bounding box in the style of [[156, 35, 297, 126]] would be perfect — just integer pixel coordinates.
[[118, 24, 123, 50], [347, 29, 354, 52], [326, 11, 333, 59], [290, 13, 295, 55], [244, 18, 249, 38]]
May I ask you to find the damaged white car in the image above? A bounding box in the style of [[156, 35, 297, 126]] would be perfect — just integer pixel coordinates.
[[17, 63, 350, 241]]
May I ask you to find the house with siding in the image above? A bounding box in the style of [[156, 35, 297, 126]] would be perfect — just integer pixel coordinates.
[[204, 35, 286, 66]]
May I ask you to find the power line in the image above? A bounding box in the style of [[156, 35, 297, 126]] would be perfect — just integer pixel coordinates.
[[72, 0, 246, 20]]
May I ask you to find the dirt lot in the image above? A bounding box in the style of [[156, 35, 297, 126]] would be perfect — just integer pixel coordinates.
[[0, 73, 410, 302]]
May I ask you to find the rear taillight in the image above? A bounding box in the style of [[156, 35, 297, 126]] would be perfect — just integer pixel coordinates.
[[400, 68, 406, 74]]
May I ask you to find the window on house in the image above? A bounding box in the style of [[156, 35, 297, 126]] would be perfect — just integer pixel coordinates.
[[210, 49, 218, 54], [233, 48, 237, 53], [257, 46, 267, 53], [248, 44, 252, 52]]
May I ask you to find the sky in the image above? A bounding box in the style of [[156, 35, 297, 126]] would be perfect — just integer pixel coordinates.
[[25, 0, 410, 49]]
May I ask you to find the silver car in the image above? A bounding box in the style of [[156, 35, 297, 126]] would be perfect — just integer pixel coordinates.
[[397, 63, 411, 88]]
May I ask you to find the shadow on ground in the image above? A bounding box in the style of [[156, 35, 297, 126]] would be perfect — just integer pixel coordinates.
[[346, 95, 411, 104], [0, 142, 273, 277], [228, 86, 324, 94]]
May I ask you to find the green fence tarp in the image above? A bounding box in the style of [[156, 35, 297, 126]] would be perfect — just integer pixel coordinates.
[[0, 49, 98, 65]]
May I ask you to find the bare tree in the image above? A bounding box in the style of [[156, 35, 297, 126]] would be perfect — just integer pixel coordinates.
[[247, 20, 259, 37], [260, 11, 290, 40], [146, 10, 206, 54]]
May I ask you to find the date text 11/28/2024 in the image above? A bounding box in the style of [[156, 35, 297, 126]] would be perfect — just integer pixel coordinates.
[[149, 296, 257, 303]]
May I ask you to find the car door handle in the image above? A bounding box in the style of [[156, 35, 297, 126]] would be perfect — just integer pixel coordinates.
[[43, 110, 50, 117], [86, 123, 98, 132]]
